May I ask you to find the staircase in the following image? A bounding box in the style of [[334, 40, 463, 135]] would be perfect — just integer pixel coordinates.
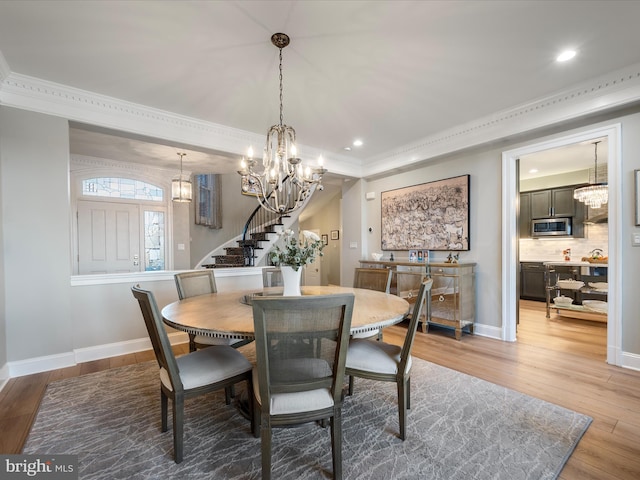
[[206, 219, 285, 268], [196, 185, 317, 269]]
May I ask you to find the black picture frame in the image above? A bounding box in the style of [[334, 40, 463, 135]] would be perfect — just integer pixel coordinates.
[[331, 230, 339, 240], [322, 234, 329, 245], [381, 174, 470, 251]]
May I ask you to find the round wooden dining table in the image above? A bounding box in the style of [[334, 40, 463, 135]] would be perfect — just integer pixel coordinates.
[[161, 285, 411, 340]]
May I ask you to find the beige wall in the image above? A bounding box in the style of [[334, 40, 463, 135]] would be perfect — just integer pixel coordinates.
[[300, 192, 342, 286]]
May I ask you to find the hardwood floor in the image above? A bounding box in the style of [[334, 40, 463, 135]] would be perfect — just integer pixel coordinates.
[[1, 300, 639, 479]]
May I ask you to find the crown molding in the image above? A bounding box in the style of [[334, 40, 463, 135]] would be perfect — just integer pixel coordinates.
[[3, 63, 640, 180], [0, 70, 363, 178], [364, 62, 640, 178]]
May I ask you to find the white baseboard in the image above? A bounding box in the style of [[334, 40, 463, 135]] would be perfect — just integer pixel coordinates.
[[621, 351, 640, 372], [7, 332, 189, 378], [8, 352, 77, 378], [472, 323, 504, 341], [0, 362, 10, 393]]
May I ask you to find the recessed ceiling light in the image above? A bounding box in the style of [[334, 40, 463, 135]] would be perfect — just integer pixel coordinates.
[[343, 146, 352, 151], [529, 168, 538, 174], [353, 139, 363, 147], [556, 50, 576, 62]]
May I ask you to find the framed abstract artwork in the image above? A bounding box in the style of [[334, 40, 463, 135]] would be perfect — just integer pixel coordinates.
[[381, 174, 470, 251]]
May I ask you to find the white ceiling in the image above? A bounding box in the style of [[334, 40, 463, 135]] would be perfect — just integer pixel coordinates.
[[1, 0, 639, 179]]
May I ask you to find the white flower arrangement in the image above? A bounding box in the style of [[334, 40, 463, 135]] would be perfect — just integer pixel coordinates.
[[269, 229, 325, 271]]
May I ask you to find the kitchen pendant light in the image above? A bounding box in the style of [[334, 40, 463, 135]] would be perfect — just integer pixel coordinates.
[[573, 141, 608, 209], [172, 152, 192, 203]]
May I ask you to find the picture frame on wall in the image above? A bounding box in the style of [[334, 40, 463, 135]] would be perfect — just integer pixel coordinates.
[[381, 174, 470, 251], [331, 230, 339, 240], [241, 176, 260, 196], [322, 234, 329, 245]]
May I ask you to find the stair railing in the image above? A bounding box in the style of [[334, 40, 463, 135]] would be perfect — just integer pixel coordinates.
[[241, 201, 283, 266]]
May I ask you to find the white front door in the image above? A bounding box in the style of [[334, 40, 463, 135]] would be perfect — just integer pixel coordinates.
[[77, 200, 141, 274], [304, 229, 322, 286]]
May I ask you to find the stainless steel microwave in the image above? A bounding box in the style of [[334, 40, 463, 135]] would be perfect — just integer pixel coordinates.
[[531, 217, 572, 237]]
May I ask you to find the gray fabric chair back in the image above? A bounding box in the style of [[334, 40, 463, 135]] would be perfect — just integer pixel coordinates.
[[262, 267, 283, 288], [252, 293, 354, 411], [399, 278, 433, 370], [353, 267, 392, 294], [131, 285, 183, 392], [174, 270, 217, 299]]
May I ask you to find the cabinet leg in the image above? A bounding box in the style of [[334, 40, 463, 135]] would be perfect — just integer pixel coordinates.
[[454, 328, 462, 340]]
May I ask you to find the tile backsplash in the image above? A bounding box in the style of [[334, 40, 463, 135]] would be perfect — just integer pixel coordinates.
[[520, 224, 608, 261]]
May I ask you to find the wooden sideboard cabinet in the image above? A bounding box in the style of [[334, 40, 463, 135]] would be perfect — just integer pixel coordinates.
[[358, 260, 476, 340], [425, 262, 476, 340]]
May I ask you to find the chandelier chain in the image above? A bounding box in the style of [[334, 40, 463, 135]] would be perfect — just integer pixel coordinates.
[[279, 47, 284, 127]]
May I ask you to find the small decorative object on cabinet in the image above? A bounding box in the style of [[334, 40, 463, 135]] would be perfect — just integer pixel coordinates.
[[425, 262, 476, 340]]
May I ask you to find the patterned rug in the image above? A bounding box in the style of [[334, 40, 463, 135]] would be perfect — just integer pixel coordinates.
[[23, 348, 590, 479]]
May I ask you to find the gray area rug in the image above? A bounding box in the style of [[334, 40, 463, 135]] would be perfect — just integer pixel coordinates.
[[24, 349, 591, 479]]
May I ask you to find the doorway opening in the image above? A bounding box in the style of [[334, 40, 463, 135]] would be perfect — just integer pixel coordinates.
[[502, 124, 621, 366]]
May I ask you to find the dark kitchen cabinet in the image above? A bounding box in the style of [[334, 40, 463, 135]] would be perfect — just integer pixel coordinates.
[[523, 186, 585, 238], [530, 187, 575, 218], [520, 262, 546, 301], [519, 192, 531, 238]]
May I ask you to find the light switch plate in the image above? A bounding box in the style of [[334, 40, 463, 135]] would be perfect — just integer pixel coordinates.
[[350, 241, 358, 249], [633, 233, 640, 247]]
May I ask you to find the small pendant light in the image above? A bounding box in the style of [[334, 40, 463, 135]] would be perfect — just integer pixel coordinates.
[[172, 152, 192, 203]]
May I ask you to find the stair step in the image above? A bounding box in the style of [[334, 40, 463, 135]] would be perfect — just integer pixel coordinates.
[[210, 263, 246, 268], [224, 247, 246, 256], [251, 232, 271, 241], [238, 239, 260, 247], [213, 255, 245, 266]]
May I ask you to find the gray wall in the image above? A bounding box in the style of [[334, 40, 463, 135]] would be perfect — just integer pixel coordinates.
[[0, 126, 6, 373], [1, 104, 640, 370], [0, 107, 73, 361], [359, 149, 502, 330], [340, 110, 640, 354], [189, 173, 258, 267]]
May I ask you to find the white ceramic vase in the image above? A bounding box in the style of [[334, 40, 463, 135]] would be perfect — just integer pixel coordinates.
[[281, 265, 302, 296]]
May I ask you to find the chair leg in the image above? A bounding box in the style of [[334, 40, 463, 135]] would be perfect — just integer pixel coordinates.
[[348, 375, 354, 396], [397, 379, 408, 441], [188, 333, 197, 352], [331, 409, 343, 480], [225, 386, 232, 405], [173, 395, 184, 463], [407, 377, 411, 410], [161, 390, 168, 432], [261, 420, 272, 480]]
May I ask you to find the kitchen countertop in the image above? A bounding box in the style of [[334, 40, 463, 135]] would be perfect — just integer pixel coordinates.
[[543, 261, 608, 267]]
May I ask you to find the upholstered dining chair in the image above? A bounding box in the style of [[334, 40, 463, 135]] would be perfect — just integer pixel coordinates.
[[251, 293, 355, 480], [131, 285, 253, 463], [262, 267, 283, 288], [175, 270, 251, 352], [352, 267, 393, 340], [345, 278, 433, 440]]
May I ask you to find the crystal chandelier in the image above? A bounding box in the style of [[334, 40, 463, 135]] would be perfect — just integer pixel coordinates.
[[238, 33, 326, 215], [172, 152, 192, 202], [573, 141, 608, 208]]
